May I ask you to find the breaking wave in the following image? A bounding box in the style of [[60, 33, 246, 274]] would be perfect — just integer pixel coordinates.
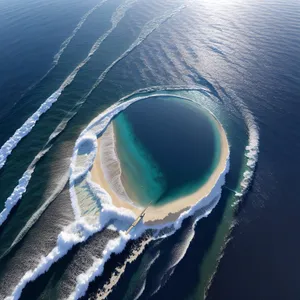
[[0, 118, 71, 229], [0, 1, 261, 299], [0, 168, 34, 227], [233, 101, 259, 199], [66, 88, 230, 299], [0, 0, 138, 170], [0, 0, 175, 230], [53, 0, 109, 65], [11, 0, 108, 113], [5, 88, 229, 300]]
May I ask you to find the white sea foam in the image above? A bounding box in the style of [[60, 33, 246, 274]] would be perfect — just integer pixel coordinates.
[[5, 91, 229, 300], [80, 4, 186, 102], [5, 218, 105, 300], [237, 104, 259, 195], [72, 133, 98, 182], [0, 90, 61, 169], [0, 168, 34, 227], [0, 0, 137, 170], [53, 0, 108, 65], [0, 0, 140, 229], [0, 113, 73, 229], [13, 1, 108, 112], [0, 172, 70, 259], [67, 232, 131, 300], [0, 142, 55, 228], [65, 84, 230, 299], [96, 236, 154, 299], [5, 7, 233, 299]]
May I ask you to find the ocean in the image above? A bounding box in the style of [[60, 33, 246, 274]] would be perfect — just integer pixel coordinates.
[[0, 0, 299, 299]]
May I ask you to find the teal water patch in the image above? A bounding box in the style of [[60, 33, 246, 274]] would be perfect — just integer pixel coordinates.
[[113, 113, 167, 206], [112, 96, 223, 207]]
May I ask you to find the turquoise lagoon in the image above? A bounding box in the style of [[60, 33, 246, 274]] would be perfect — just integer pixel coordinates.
[[107, 96, 222, 207]]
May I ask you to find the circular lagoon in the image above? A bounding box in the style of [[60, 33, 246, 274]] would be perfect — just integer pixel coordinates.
[[90, 96, 229, 225]]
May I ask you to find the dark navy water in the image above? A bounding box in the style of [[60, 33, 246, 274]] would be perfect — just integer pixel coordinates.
[[113, 96, 220, 206], [0, 0, 299, 299]]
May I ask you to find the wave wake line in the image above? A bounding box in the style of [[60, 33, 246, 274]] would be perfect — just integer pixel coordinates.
[[66, 190, 224, 300], [0, 143, 54, 228], [5, 98, 225, 300], [0, 0, 139, 230], [96, 235, 154, 299], [0, 1, 182, 236], [9, 0, 108, 116], [203, 98, 260, 299], [0, 113, 74, 230], [4, 7, 191, 299], [0, 173, 69, 260], [80, 4, 186, 103], [233, 101, 259, 199], [0, 0, 137, 170]]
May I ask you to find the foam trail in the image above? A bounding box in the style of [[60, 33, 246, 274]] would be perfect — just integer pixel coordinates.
[[66, 232, 134, 300], [6, 83, 227, 300], [0, 0, 137, 170], [5, 219, 109, 300], [53, 1, 108, 64], [81, 4, 186, 102], [12, 0, 108, 112], [118, 84, 213, 102], [96, 236, 154, 300], [0, 173, 69, 259], [133, 281, 146, 300], [0, 113, 73, 229], [6, 101, 228, 300], [0, 143, 53, 228], [234, 103, 259, 198], [0, 168, 34, 227]]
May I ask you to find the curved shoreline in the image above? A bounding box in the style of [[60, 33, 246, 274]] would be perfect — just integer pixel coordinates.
[[91, 113, 230, 225]]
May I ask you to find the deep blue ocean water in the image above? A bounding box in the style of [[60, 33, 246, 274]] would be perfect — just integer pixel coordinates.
[[0, 0, 299, 299]]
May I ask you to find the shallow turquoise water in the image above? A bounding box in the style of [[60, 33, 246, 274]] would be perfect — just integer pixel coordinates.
[[112, 96, 222, 207], [113, 112, 166, 206]]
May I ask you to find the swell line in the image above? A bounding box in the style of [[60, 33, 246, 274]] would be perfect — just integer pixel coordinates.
[[81, 4, 186, 102], [0, 172, 69, 260], [9, 0, 108, 116], [4, 7, 186, 300], [0, 0, 137, 170], [0, 120, 66, 229]]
